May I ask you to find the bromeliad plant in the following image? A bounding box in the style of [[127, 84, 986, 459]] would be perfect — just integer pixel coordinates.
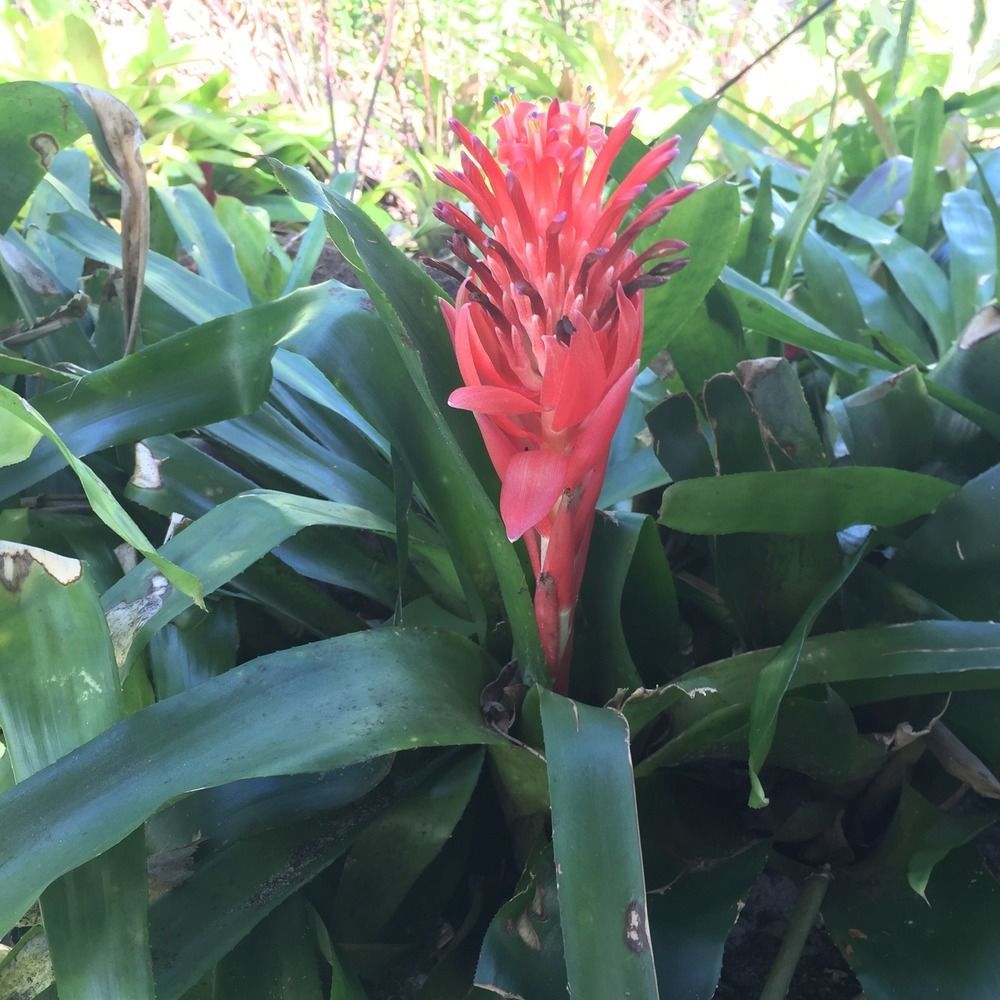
[[433, 93, 692, 689], [2, 37, 1000, 1000]]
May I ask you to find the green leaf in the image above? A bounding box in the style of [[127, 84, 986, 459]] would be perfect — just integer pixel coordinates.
[[721, 266, 898, 372], [666, 98, 719, 178], [737, 358, 826, 470], [280, 211, 327, 295], [124, 435, 400, 608], [575, 512, 684, 701], [0, 543, 154, 999], [473, 845, 567, 999], [150, 759, 390, 853], [667, 286, 747, 397], [155, 186, 250, 305], [890, 462, 1000, 619], [0, 349, 76, 385], [629, 621, 1000, 761], [646, 392, 716, 482], [540, 690, 657, 1000], [927, 306, 1000, 441], [149, 764, 400, 1000], [47, 209, 243, 324], [597, 370, 670, 507], [24, 149, 90, 290], [101, 490, 391, 677], [332, 749, 483, 942], [0, 282, 340, 503], [830, 367, 935, 470], [659, 467, 956, 535], [0, 82, 87, 231], [641, 181, 741, 366], [799, 236, 871, 345], [214, 194, 291, 302], [212, 895, 325, 1000], [825, 842, 1000, 997], [611, 99, 718, 189], [0, 403, 41, 465], [730, 166, 772, 282], [0, 628, 503, 938], [941, 188, 997, 334], [648, 843, 769, 999], [205, 404, 394, 518], [0, 389, 201, 603], [823, 202, 954, 351], [770, 116, 839, 295], [907, 808, 1000, 901], [698, 375, 766, 462], [900, 87, 944, 250], [747, 541, 871, 807]]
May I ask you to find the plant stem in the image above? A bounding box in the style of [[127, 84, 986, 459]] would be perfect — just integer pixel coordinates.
[[759, 870, 832, 1000]]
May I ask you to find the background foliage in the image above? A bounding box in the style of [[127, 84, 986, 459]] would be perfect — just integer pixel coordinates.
[[1, 1, 1000, 998]]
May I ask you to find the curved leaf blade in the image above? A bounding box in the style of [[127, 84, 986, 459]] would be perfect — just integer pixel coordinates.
[[0, 628, 503, 937]]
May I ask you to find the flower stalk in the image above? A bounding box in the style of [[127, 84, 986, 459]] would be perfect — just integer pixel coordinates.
[[434, 92, 694, 691]]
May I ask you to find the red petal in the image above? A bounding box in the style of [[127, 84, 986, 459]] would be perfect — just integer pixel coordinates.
[[449, 385, 542, 415], [570, 361, 639, 480], [499, 450, 569, 541], [549, 323, 607, 432]]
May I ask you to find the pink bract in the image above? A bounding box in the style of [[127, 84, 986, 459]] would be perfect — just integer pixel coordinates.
[[434, 92, 694, 691]]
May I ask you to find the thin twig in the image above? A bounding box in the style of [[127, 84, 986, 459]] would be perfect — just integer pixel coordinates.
[[711, 0, 838, 100], [318, 0, 341, 172], [351, 0, 397, 199]]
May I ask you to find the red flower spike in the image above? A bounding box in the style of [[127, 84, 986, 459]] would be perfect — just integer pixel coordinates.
[[437, 92, 694, 691]]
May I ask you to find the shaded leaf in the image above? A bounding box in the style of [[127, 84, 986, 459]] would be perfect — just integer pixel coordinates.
[[473, 845, 566, 1000], [747, 541, 870, 807], [660, 467, 956, 535], [0, 628, 503, 937]]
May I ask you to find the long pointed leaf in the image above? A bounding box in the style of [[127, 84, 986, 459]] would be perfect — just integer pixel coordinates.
[[540, 690, 657, 999], [0, 628, 503, 937], [0, 543, 154, 998]]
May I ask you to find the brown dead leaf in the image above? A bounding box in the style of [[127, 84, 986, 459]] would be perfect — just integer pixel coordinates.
[[75, 85, 148, 355]]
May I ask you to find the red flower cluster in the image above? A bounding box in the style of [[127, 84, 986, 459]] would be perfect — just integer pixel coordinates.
[[434, 92, 694, 690]]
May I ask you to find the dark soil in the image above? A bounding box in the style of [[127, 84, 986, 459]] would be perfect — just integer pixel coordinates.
[[717, 872, 861, 1000]]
